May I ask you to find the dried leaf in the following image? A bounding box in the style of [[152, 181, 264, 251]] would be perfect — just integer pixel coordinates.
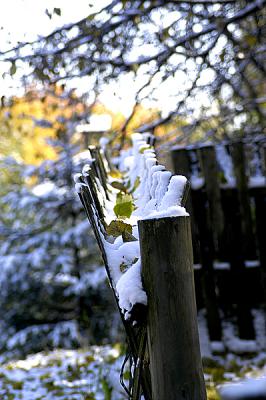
[[110, 181, 127, 193], [122, 230, 137, 242], [106, 219, 132, 238]]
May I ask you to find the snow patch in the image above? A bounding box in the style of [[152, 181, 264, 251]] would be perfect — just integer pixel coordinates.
[[219, 376, 266, 399], [116, 260, 147, 318]]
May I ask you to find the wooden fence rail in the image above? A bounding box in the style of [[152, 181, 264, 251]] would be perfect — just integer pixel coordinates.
[[171, 139, 266, 341], [75, 135, 206, 399]]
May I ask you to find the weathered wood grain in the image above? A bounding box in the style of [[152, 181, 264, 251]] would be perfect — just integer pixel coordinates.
[[139, 216, 206, 400]]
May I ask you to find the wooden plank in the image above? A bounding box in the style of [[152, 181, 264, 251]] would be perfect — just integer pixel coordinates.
[[96, 147, 108, 180], [254, 143, 266, 309], [223, 187, 255, 339], [263, 144, 266, 176], [230, 141, 256, 259], [171, 147, 201, 263], [198, 145, 224, 257], [78, 186, 106, 255], [193, 190, 222, 341], [82, 171, 106, 225], [88, 146, 109, 197], [171, 147, 191, 177], [78, 177, 152, 399], [219, 188, 238, 316], [79, 184, 152, 399], [228, 141, 257, 338], [100, 146, 112, 173], [171, 146, 220, 334], [139, 216, 206, 400]]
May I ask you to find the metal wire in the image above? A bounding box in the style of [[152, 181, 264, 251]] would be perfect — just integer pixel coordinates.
[[120, 349, 133, 398]]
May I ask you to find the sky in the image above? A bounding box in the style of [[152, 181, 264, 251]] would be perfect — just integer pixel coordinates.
[[0, 0, 214, 118], [0, 1, 97, 95], [0, 0, 99, 48], [0, 0, 142, 116]]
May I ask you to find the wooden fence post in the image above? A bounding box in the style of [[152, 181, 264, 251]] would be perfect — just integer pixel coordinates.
[[171, 147, 201, 262], [198, 145, 224, 255], [229, 141, 256, 339], [230, 141, 256, 259], [171, 146, 222, 341], [171, 146, 191, 177], [138, 216, 206, 400], [254, 144, 266, 310]]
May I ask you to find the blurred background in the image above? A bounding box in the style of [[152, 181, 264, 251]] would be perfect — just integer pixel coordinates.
[[0, 1, 265, 399]]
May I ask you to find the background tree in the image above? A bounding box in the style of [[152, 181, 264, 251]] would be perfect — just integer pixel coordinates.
[[0, 88, 121, 360], [0, 84, 90, 164], [0, 0, 265, 145]]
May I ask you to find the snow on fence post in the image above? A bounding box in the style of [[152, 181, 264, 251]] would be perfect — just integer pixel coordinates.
[[138, 215, 207, 400]]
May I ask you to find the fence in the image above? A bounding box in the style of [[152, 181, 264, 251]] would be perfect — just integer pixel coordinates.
[[75, 134, 206, 399], [171, 139, 266, 342]]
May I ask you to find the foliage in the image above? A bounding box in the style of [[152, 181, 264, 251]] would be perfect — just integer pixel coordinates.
[[0, 123, 122, 359], [113, 192, 134, 219], [0, 87, 180, 163], [106, 220, 133, 239], [0, 85, 89, 165], [0, 0, 265, 143]]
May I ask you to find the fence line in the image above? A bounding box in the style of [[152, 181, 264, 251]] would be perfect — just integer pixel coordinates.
[[75, 134, 206, 399], [171, 139, 266, 341]]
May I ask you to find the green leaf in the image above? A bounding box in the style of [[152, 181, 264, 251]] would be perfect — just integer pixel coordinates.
[[114, 201, 133, 218], [114, 193, 134, 218], [106, 220, 132, 238]]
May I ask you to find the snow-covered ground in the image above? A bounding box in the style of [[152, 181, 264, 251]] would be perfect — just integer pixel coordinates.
[[0, 341, 265, 400], [0, 345, 128, 400], [0, 311, 264, 399]]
